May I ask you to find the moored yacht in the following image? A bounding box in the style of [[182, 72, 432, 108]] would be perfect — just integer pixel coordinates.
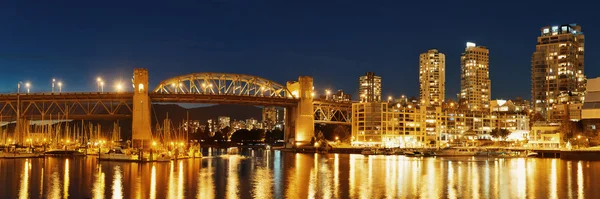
[[99, 147, 139, 161], [434, 148, 478, 156]]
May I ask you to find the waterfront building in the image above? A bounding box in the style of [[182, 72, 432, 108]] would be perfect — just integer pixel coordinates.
[[581, 77, 600, 132], [218, 116, 230, 129], [351, 101, 431, 148], [262, 107, 278, 130], [245, 118, 259, 129], [532, 24, 586, 122], [490, 99, 530, 140], [358, 72, 382, 102], [460, 42, 491, 112], [529, 122, 562, 148], [419, 49, 446, 106]]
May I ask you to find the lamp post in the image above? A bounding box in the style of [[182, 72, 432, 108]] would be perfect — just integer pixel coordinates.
[[57, 82, 62, 93], [326, 90, 331, 100], [25, 82, 31, 93], [52, 78, 55, 93]]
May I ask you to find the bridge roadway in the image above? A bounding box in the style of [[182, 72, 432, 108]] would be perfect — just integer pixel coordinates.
[[0, 92, 299, 106], [0, 92, 351, 123]]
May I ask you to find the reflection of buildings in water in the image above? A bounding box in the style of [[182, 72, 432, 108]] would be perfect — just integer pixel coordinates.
[[470, 161, 479, 199], [19, 160, 30, 199], [150, 165, 157, 199], [112, 165, 123, 199], [252, 164, 273, 198], [197, 158, 215, 199], [48, 167, 61, 198], [447, 161, 456, 199], [93, 164, 106, 199], [577, 161, 584, 199], [527, 159, 536, 198], [166, 161, 186, 199], [64, 159, 70, 199], [515, 159, 526, 198], [226, 155, 240, 199], [550, 159, 558, 199]]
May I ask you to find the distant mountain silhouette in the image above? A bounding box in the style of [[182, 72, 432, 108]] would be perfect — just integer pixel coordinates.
[[151, 104, 263, 125]]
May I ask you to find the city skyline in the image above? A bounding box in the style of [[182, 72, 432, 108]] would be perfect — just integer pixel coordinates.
[[0, 2, 598, 101]]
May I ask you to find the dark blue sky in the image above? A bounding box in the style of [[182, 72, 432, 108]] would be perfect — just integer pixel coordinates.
[[0, 1, 597, 100]]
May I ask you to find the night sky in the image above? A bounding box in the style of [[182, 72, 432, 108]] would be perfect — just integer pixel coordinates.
[[0, 1, 597, 101]]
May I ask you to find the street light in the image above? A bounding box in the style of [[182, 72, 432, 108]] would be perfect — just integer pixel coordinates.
[[325, 89, 331, 100], [57, 82, 63, 93], [96, 77, 104, 92], [52, 78, 56, 93], [115, 83, 123, 92], [25, 82, 31, 93]]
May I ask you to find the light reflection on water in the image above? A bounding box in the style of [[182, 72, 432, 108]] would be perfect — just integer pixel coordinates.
[[0, 151, 599, 198]]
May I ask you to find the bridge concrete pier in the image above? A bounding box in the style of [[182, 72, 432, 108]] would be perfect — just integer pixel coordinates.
[[132, 68, 152, 148], [286, 76, 314, 146]]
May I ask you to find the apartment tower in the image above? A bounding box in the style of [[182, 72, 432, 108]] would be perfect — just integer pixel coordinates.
[[359, 72, 382, 102], [419, 49, 446, 106], [531, 24, 585, 121], [460, 42, 491, 112]]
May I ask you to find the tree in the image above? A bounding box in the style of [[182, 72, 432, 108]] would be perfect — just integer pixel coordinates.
[[490, 128, 511, 140]]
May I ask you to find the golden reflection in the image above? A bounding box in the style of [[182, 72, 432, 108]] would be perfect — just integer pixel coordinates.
[[349, 154, 357, 199], [150, 165, 156, 199], [366, 155, 376, 199], [549, 159, 557, 199], [197, 158, 214, 199], [18, 159, 30, 199], [577, 161, 584, 199], [483, 161, 490, 197], [168, 162, 175, 198], [112, 165, 123, 199], [527, 159, 536, 198], [425, 158, 438, 199], [447, 161, 456, 199], [40, 167, 44, 198], [471, 161, 479, 199], [49, 168, 61, 198], [252, 159, 273, 198], [318, 155, 333, 199], [515, 159, 526, 198], [64, 159, 70, 199], [93, 164, 106, 199], [308, 154, 317, 198], [226, 155, 240, 199], [178, 161, 184, 199], [567, 161, 573, 198], [334, 154, 339, 199]]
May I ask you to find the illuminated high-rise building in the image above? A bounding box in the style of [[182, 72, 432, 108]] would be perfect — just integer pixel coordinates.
[[460, 42, 491, 112], [531, 24, 585, 121], [419, 49, 446, 106], [359, 72, 381, 102]]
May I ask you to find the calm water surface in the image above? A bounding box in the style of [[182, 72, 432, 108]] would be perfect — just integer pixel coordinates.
[[1, 149, 599, 199]]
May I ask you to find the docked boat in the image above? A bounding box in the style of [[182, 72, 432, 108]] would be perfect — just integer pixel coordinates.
[[0, 151, 43, 159], [44, 149, 85, 157], [99, 147, 139, 161], [403, 150, 415, 156], [361, 148, 379, 155], [526, 151, 539, 157], [434, 148, 478, 156]]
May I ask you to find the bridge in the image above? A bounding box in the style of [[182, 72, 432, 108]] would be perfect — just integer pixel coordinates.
[[0, 69, 351, 147]]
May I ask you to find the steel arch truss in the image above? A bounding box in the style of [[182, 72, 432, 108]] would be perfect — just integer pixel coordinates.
[[313, 100, 352, 125], [153, 73, 295, 99], [0, 93, 133, 121]]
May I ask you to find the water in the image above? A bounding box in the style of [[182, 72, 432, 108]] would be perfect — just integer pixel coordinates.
[[1, 150, 599, 199]]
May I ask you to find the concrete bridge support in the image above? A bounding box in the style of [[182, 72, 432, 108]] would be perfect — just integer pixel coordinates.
[[286, 76, 314, 146], [132, 68, 153, 148]]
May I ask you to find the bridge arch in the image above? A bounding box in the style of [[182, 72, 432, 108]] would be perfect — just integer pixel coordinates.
[[153, 73, 296, 99]]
